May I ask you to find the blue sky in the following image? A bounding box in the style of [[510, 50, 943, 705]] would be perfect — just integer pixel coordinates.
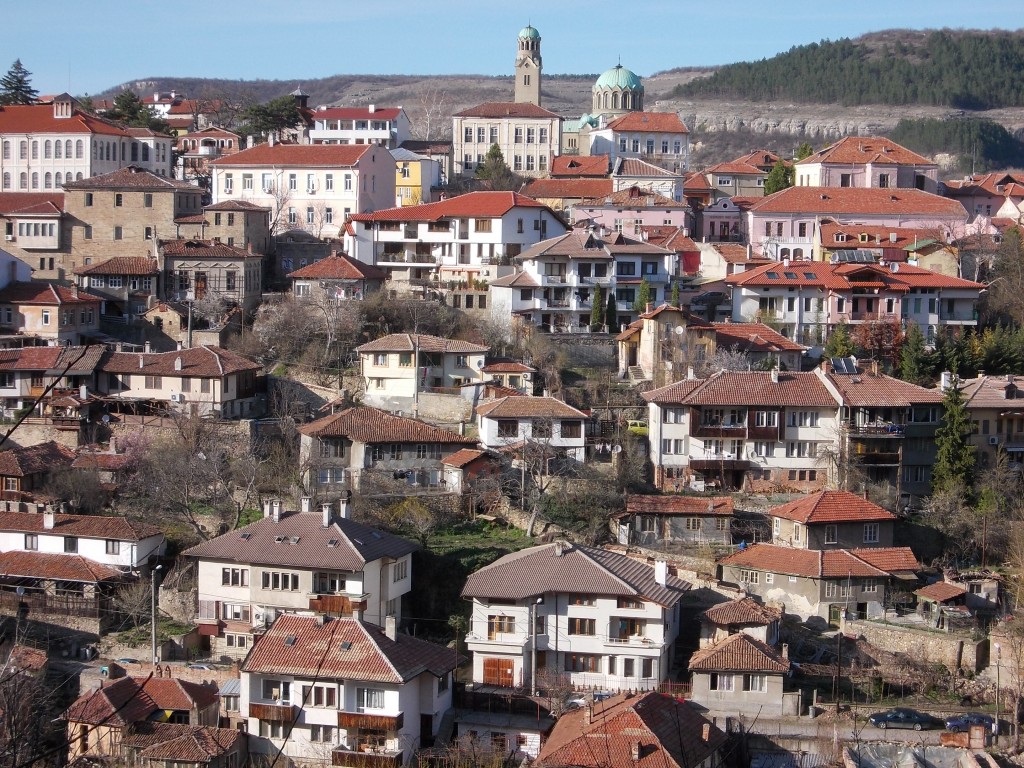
[[10, 1, 1024, 97]]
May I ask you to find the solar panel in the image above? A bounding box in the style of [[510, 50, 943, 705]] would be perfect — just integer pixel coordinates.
[[831, 357, 851, 374], [845, 356, 859, 373]]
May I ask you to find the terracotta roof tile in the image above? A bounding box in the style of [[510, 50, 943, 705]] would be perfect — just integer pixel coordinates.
[[0, 509, 159, 539], [0, 193, 64, 216], [645, 370, 836, 407], [615, 157, 681, 178], [64, 166, 198, 191], [706, 161, 765, 176], [727, 260, 981, 292], [204, 199, 271, 212], [750, 187, 966, 218], [360, 191, 547, 222], [441, 448, 488, 468], [537, 691, 724, 768], [713, 322, 805, 353], [0, 441, 76, 477], [174, 214, 208, 225], [454, 102, 561, 119], [125, 722, 243, 762], [476, 395, 586, 419], [624, 495, 733, 516], [481, 361, 535, 373], [0, 550, 124, 583], [517, 228, 674, 263], [550, 155, 610, 178], [688, 632, 790, 672], [287, 253, 385, 281], [242, 614, 457, 683], [520, 178, 612, 199], [314, 106, 402, 120], [462, 542, 689, 607], [0, 281, 103, 305], [579, 185, 686, 208], [852, 547, 920, 573], [183, 509, 417, 570], [796, 137, 935, 167], [355, 333, 487, 354], [605, 112, 689, 134], [720, 543, 918, 578], [158, 239, 258, 260], [916, 581, 967, 602], [211, 143, 372, 167], [100, 345, 260, 377], [701, 597, 781, 626], [298, 405, 474, 445], [825, 369, 943, 406], [768, 491, 896, 524], [641, 377, 704, 404], [74, 257, 159, 276], [491, 271, 541, 288], [71, 452, 131, 472], [64, 676, 157, 726], [0, 103, 129, 136]]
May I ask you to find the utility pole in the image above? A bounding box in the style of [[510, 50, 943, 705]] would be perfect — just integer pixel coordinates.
[[150, 564, 163, 664]]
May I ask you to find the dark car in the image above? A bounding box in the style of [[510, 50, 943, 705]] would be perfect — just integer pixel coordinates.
[[944, 712, 995, 733], [868, 708, 935, 731]]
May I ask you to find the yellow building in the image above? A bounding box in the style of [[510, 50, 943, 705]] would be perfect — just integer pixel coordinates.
[[392, 148, 441, 207]]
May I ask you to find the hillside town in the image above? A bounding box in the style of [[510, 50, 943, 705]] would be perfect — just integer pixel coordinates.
[[3, 21, 1024, 768]]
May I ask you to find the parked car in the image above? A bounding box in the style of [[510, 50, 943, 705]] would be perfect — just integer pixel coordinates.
[[868, 708, 935, 730], [944, 712, 995, 733]]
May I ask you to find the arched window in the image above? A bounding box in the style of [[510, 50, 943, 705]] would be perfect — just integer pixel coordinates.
[[31, 172, 38, 189], [54, 140, 62, 159], [19, 141, 27, 159], [142, 144, 150, 161], [612, 92, 619, 109], [44, 172, 52, 188], [55, 172, 62, 187], [793, 248, 804, 260], [623, 93, 631, 110], [105, 143, 111, 161], [19, 172, 27, 189], [43, 140, 51, 159], [75, 172, 83, 180], [76, 139, 84, 159], [1, 140, 8, 160], [780, 248, 790, 258], [131, 142, 139, 162], [2, 172, 9, 189], [603, 92, 610, 110], [31, 141, 38, 159], [65, 140, 72, 157]]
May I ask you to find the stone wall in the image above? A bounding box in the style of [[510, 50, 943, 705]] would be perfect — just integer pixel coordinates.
[[842, 616, 985, 672], [4, 420, 82, 449]]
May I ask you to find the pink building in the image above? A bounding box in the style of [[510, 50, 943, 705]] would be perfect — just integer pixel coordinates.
[[572, 185, 692, 235]]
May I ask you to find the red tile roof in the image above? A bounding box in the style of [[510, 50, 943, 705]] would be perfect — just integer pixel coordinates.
[[768, 491, 896, 525], [441, 448, 488, 468], [313, 106, 402, 120], [750, 187, 967, 218], [713, 322, 805, 353], [944, 172, 1024, 198], [358, 191, 547, 222], [243, 614, 457, 683], [536, 691, 724, 768], [355, 333, 487, 354], [517, 228, 674, 263], [0, 345, 104, 374], [0, 550, 124, 583], [203, 199, 271, 212], [520, 178, 613, 199], [615, 157, 681, 178], [287, 253, 385, 281], [819, 222, 943, 251], [701, 597, 782, 626], [0, 282, 103, 305], [733, 150, 788, 170], [727, 260, 983, 292], [579, 185, 686, 208], [183, 508, 416, 570], [605, 112, 689, 134], [851, 547, 920, 573], [550, 155, 610, 178], [0, 510, 160, 539], [211, 143, 372, 167], [720, 543, 918, 578], [490, 271, 541, 288], [462, 542, 689, 607], [476, 395, 587, 420], [173, 214, 208, 225], [706, 161, 766, 176], [74, 257, 159, 276], [644, 370, 836, 407], [688, 632, 790, 673], [100, 345, 260, 377], [624, 495, 733, 516], [0, 104, 129, 136], [124, 722, 243, 762], [915, 581, 967, 602], [64, 166, 197, 191], [64, 676, 217, 727], [298, 406, 474, 445], [481, 361, 535, 374], [0, 193, 64, 217], [71, 452, 131, 472], [825, 368, 943, 406], [0, 441, 76, 477], [454, 102, 561, 119], [158, 239, 258, 259], [796, 137, 935, 167]]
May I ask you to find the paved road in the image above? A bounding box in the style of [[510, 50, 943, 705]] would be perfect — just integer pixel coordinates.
[[745, 716, 947, 746]]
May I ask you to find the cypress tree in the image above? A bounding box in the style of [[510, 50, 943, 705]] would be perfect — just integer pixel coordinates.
[[590, 283, 604, 329], [632, 279, 651, 315], [932, 380, 976, 495], [606, 290, 618, 332], [899, 323, 929, 385], [671, 281, 680, 308]]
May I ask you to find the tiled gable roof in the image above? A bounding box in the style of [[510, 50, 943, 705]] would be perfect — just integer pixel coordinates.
[[579, 185, 686, 208], [720, 543, 918, 578], [713, 322, 805, 353], [944, 172, 1024, 198], [702, 597, 781, 626], [520, 178, 612, 199], [0, 550, 124, 583], [476, 395, 587, 419], [516, 228, 674, 263], [915, 581, 967, 602], [605, 112, 689, 134], [297, 406, 474, 445], [355, 333, 488, 354], [0, 441, 76, 477], [64, 676, 157, 726], [462, 542, 690, 607], [851, 547, 920, 573], [490, 271, 541, 288], [183, 509, 417, 571], [706, 161, 765, 176], [125, 723, 243, 762], [0, 104, 129, 136], [550, 154, 610, 177], [644, 370, 836, 407], [614, 157, 681, 178], [242, 614, 457, 683], [454, 102, 561, 119], [100, 345, 260, 377], [0, 193, 64, 216], [750, 186, 966, 218], [0, 281, 103, 305], [0, 510, 160, 539], [359, 191, 547, 222], [733, 150, 787, 169], [796, 136, 935, 167], [768, 491, 896, 524], [441, 448, 488, 468], [480, 361, 535, 373], [624, 495, 733, 516], [727, 260, 982, 292], [210, 143, 372, 167], [287, 253, 385, 281], [688, 632, 790, 673], [204, 199, 271, 212], [64, 166, 197, 191], [641, 377, 704, 404], [824, 368, 943, 406], [960, 374, 1024, 408], [819, 222, 940, 251], [536, 691, 724, 768], [158, 239, 257, 259], [314, 106, 402, 120], [74, 257, 159, 276]]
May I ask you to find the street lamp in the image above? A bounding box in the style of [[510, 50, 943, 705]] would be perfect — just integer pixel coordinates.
[[151, 564, 163, 665], [995, 642, 1002, 743]]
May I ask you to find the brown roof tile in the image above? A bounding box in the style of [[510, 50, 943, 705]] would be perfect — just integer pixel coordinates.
[[624, 495, 733, 516], [605, 112, 689, 134], [796, 137, 935, 168], [124, 722, 243, 762], [701, 597, 781, 626], [520, 178, 612, 199], [441, 448, 488, 468], [100, 345, 260, 377], [64, 166, 198, 191], [158, 239, 259, 260], [0, 550, 124, 583], [480, 361, 535, 374], [615, 157, 681, 178], [0, 510, 159, 539], [644, 371, 836, 407], [720, 543, 918, 578], [74, 257, 159, 276], [550, 155, 610, 178], [454, 102, 561, 119], [476, 395, 587, 419], [579, 185, 686, 208], [688, 632, 790, 672], [211, 143, 372, 167], [751, 186, 966, 218], [0, 441, 76, 477], [0, 193, 64, 216], [825, 369, 943, 407], [355, 333, 488, 354], [287, 253, 385, 281], [713, 322, 805, 353], [915, 581, 967, 602], [359, 191, 547, 222], [0, 281, 103, 305], [0, 103, 130, 137], [204, 199, 271, 212], [768, 491, 896, 525], [297, 406, 475, 445]]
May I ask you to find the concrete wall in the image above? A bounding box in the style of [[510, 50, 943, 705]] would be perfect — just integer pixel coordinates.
[[690, 670, 786, 717], [843, 616, 984, 672]]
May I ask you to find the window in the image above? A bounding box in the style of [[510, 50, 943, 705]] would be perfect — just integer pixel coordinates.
[[325, 173, 334, 191], [221, 567, 248, 586], [223, 174, 233, 193], [514, 127, 523, 143], [641, 658, 654, 678], [793, 523, 802, 543], [144, 375, 161, 389], [765, 573, 774, 584], [64, 536, 78, 553], [225, 633, 248, 649], [304, 684, 338, 708], [709, 673, 734, 691], [262, 679, 291, 703], [825, 525, 837, 544], [288, 174, 297, 191], [393, 558, 408, 582], [114, 193, 123, 207], [862, 579, 878, 593], [106, 540, 121, 555], [357, 687, 385, 711], [738, 569, 759, 584], [564, 654, 599, 673], [569, 595, 596, 606], [372, 353, 387, 366], [24, 534, 37, 551], [261, 571, 300, 591], [568, 618, 596, 635], [497, 419, 518, 438], [259, 721, 283, 739], [310, 725, 336, 743], [113, 226, 123, 240], [685, 517, 701, 531], [772, 517, 781, 536], [743, 673, 767, 692], [825, 581, 838, 598], [863, 523, 879, 543], [487, 615, 515, 637]]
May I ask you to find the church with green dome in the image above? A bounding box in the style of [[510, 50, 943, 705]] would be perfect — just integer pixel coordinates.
[[592, 63, 645, 116]]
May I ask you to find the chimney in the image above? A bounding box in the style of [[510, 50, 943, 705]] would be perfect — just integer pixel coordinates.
[[702, 724, 711, 742], [144, 341, 151, 353], [687, 365, 695, 380], [940, 371, 954, 390], [43, 510, 55, 529], [385, 614, 397, 641], [71, 284, 78, 299], [782, 643, 789, 659], [770, 368, 779, 383], [79, 384, 87, 401], [586, 705, 593, 725], [369, 104, 376, 113], [554, 540, 565, 557], [322, 501, 333, 527], [870, 360, 879, 376], [316, 614, 326, 626], [176, 341, 183, 351], [630, 743, 641, 761], [654, 560, 668, 586], [174, 356, 182, 371], [268, 133, 275, 147], [338, 491, 351, 519], [353, 606, 362, 621], [821, 358, 831, 374], [645, 302, 652, 314], [263, 499, 272, 518], [138, 356, 144, 369], [271, 499, 282, 522], [300, 496, 312, 513]]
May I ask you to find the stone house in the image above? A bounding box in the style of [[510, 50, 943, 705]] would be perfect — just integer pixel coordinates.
[[452, 102, 562, 178], [74, 256, 160, 324], [699, 596, 781, 648], [767, 490, 897, 550], [794, 136, 939, 192], [0, 441, 77, 498], [287, 252, 386, 302], [0, 281, 103, 344], [156, 238, 263, 312], [614, 495, 734, 548], [476, 396, 588, 463], [173, 200, 273, 258], [688, 632, 793, 717]]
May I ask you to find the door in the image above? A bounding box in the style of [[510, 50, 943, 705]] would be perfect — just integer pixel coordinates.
[[420, 714, 435, 748], [828, 604, 842, 627], [482, 658, 514, 687], [194, 272, 207, 299]]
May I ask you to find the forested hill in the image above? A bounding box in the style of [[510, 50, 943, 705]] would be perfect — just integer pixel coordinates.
[[671, 30, 1024, 109]]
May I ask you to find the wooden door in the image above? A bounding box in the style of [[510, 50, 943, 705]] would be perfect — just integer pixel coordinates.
[[482, 657, 514, 687]]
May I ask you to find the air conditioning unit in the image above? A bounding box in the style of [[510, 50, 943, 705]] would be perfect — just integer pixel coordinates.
[[989, 436, 1000, 446], [170, 393, 184, 403], [4, 235, 12, 242]]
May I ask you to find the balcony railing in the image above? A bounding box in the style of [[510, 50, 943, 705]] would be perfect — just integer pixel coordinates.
[[580, 276, 612, 285], [376, 253, 439, 265], [604, 635, 656, 647], [308, 594, 368, 615], [337, 711, 404, 731], [332, 749, 403, 768], [249, 703, 297, 722], [847, 423, 905, 437]]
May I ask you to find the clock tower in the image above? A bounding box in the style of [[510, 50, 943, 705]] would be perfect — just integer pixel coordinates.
[[514, 25, 542, 106]]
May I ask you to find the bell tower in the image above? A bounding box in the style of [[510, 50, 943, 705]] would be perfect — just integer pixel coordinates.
[[514, 25, 542, 106]]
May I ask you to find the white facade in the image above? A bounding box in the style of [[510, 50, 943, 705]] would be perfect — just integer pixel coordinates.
[[359, 349, 487, 405], [0, 515, 164, 570], [452, 106, 562, 178], [476, 397, 588, 463], [309, 106, 412, 149]]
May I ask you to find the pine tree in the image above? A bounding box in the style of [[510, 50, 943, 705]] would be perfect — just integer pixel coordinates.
[[763, 160, 792, 195], [590, 284, 604, 329], [107, 89, 170, 133], [0, 59, 38, 106], [475, 144, 521, 191], [795, 142, 814, 160], [899, 323, 930, 385], [605, 290, 618, 332], [932, 380, 976, 495], [632, 279, 651, 314], [671, 281, 680, 308], [823, 322, 854, 358]]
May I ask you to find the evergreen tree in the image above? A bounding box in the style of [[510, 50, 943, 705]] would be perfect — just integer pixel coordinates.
[[763, 160, 793, 195], [899, 323, 930, 385], [632, 279, 652, 314], [475, 144, 522, 191], [823, 322, 854, 359], [107, 89, 170, 133], [932, 380, 976, 495], [242, 95, 302, 139], [590, 283, 604, 329], [605, 290, 618, 332], [0, 59, 38, 105], [795, 142, 814, 160], [671, 281, 680, 308]]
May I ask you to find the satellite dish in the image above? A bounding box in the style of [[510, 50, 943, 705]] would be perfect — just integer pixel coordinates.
[[612, 445, 623, 454], [102, 415, 110, 423], [16, 587, 24, 596], [674, 326, 685, 335]]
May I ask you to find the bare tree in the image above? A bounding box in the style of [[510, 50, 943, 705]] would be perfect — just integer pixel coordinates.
[[40, 467, 107, 514], [694, 345, 752, 378], [414, 84, 454, 141], [111, 578, 152, 633]]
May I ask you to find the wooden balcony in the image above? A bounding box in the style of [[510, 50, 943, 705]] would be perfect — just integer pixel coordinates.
[[689, 457, 749, 471], [309, 594, 368, 615], [332, 749, 403, 768], [248, 703, 296, 722], [690, 423, 746, 438], [337, 711, 403, 731]]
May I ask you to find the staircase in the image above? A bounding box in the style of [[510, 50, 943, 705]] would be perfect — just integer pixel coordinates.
[[627, 365, 650, 383], [434, 707, 456, 746]]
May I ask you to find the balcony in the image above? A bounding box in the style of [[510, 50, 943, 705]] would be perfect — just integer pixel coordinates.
[[249, 703, 297, 722], [689, 455, 749, 471], [848, 423, 905, 437], [332, 749, 403, 768], [196, 146, 220, 157], [376, 252, 439, 265], [604, 635, 657, 648], [337, 711, 404, 731], [858, 452, 901, 466], [939, 310, 978, 323], [580, 276, 612, 285], [308, 594, 368, 615], [691, 422, 746, 439], [543, 275, 567, 285]]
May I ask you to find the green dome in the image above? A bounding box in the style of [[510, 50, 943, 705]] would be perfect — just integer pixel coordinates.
[[519, 25, 540, 39], [578, 113, 598, 129], [595, 64, 642, 91]]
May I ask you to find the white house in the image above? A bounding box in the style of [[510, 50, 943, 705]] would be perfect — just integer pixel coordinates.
[[461, 541, 689, 692], [476, 396, 588, 463], [241, 613, 456, 767], [308, 106, 411, 148], [587, 111, 689, 169], [451, 102, 562, 178], [210, 143, 395, 237], [794, 136, 939, 193], [183, 498, 418, 660]]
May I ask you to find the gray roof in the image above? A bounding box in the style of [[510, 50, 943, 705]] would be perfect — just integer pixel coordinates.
[[218, 679, 240, 696], [390, 147, 429, 163], [462, 542, 689, 607], [182, 511, 418, 571]]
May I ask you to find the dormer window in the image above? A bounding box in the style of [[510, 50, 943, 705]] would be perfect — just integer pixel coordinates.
[[835, 234, 847, 243]]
